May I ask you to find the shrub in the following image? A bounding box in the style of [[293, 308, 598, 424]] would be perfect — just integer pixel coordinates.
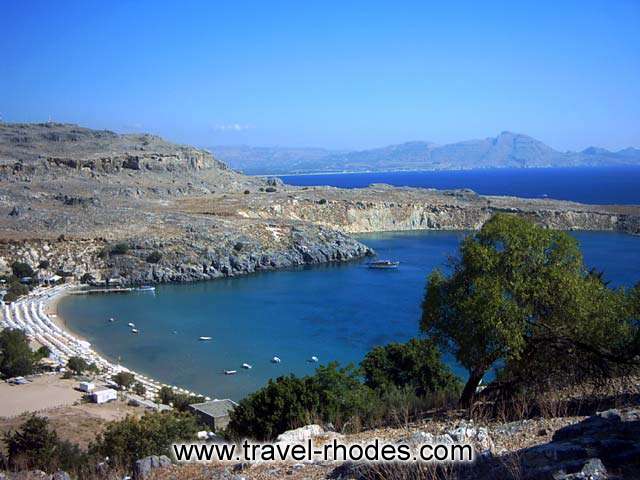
[[146, 250, 162, 263], [244, 190, 250, 194], [227, 362, 379, 440], [91, 411, 198, 470], [265, 187, 277, 193], [112, 371, 135, 389], [3, 416, 92, 475], [38, 259, 50, 269], [0, 328, 38, 377], [11, 261, 33, 278], [67, 356, 89, 375], [361, 338, 461, 398], [318, 198, 327, 205], [132, 382, 146, 396], [156, 386, 204, 412], [110, 243, 130, 255]]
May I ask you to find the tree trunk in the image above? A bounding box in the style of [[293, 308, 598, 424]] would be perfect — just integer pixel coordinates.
[[459, 367, 485, 407]]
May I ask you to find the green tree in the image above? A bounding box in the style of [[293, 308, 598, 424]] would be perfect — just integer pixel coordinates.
[[156, 386, 204, 411], [66, 356, 89, 375], [110, 243, 129, 255], [0, 329, 37, 378], [132, 382, 146, 396], [11, 262, 34, 278], [4, 416, 89, 474], [112, 371, 136, 389], [92, 411, 198, 470], [361, 338, 461, 397], [146, 251, 162, 263], [3, 282, 29, 303], [422, 214, 639, 406]]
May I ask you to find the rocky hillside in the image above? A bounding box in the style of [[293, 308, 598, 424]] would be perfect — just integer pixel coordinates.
[[0, 123, 638, 286]]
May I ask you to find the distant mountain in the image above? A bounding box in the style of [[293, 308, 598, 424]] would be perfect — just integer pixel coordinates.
[[211, 132, 640, 175]]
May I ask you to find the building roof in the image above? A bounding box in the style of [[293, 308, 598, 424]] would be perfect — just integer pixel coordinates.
[[190, 399, 237, 418]]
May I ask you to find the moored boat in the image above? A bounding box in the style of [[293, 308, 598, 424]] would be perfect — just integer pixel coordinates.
[[271, 356, 281, 363], [199, 336, 212, 341], [242, 363, 252, 369], [224, 370, 237, 375], [368, 260, 400, 269]]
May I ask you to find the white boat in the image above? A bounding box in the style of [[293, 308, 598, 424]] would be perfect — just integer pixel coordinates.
[[309, 356, 319, 363], [224, 370, 237, 375], [199, 336, 212, 341], [138, 285, 156, 292], [368, 260, 400, 269], [131, 328, 139, 334], [242, 363, 252, 369], [128, 322, 135, 328], [271, 356, 281, 363], [109, 317, 115, 322]]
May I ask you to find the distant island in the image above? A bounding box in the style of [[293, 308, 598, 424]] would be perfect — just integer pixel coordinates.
[[211, 131, 640, 175]]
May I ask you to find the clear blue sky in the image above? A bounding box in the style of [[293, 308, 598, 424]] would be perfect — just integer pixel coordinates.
[[1, 0, 639, 151]]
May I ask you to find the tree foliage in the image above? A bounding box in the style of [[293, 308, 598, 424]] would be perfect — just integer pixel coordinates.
[[228, 362, 379, 440], [156, 386, 205, 412], [11, 261, 34, 278], [361, 338, 461, 397], [66, 356, 89, 375], [91, 411, 198, 470], [0, 328, 39, 378], [422, 213, 639, 406], [4, 416, 88, 473], [112, 371, 136, 389]]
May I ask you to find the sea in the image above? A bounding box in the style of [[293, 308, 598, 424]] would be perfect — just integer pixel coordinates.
[[58, 167, 640, 400]]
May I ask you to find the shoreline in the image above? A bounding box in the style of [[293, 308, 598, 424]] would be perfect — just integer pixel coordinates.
[[0, 284, 211, 404]]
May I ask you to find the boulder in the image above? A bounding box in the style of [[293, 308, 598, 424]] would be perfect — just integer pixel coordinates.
[[276, 424, 324, 443], [133, 455, 172, 479]]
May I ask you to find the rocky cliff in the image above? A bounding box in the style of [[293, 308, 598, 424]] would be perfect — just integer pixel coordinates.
[[0, 124, 638, 286]]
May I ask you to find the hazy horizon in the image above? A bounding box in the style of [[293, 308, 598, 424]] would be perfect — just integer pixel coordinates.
[[2, 1, 639, 152]]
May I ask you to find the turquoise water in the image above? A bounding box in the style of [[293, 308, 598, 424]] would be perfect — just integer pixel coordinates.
[[280, 167, 640, 205], [58, 231, 640, 400]]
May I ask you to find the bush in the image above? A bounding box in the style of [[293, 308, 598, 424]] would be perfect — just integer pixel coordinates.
[[67, 356, 89, 375], [318, 198, 327, 205], [11, 261, 33, 278], [0, 328, 38, 378], [91, 411, 198, 470], [244, 190, 250, 194], [112, 371, 135, 389], [132, 382, 146, 396], [38, 259, 50, 269], [4, 415, 89, 473], [227, 362, 379, 440], [110, 243, 130, 255], [265, 187, 277, 193], [361, 338, 461, 398], [146, 251, 162, 263], [156, 386, 204, 412]]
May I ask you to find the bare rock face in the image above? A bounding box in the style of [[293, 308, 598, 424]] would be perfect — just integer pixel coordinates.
[[0, 123, 225, 175]]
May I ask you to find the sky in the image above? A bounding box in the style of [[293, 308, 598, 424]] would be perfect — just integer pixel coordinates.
[[1, 0, 639, 151]]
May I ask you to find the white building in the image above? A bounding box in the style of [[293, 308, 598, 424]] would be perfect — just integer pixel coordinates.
[[91, 389, 117, 404], [78, 381, 95, 392]]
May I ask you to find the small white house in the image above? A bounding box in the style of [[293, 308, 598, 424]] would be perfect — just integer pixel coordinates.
[[92, 389, 117, 404], [78, 381, 95, 392]]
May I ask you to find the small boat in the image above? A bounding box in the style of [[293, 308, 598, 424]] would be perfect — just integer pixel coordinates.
[[224, 370, 237, 375], [138, 285, 156, 292], [128, 322, 135, 328], [242, 363, 252, 369], [368, 260, 400, 269], [109, 317, 115, 323], [271, 356, 281, 363], [131, 328, 139, 334], [199, 336, 212, 341], [309, 356, 319, 363]]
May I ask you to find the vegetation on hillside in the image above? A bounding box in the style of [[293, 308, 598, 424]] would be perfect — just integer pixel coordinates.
[[0, 328, 50, 378]]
